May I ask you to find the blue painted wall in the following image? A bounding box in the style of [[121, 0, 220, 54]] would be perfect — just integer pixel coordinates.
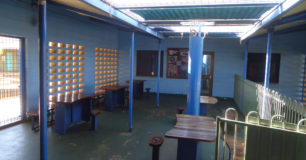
[[119, 31, 245, 97], [119, 31, 306, 99], [0, 0, 119, 111], [1, 0, 305, 114]]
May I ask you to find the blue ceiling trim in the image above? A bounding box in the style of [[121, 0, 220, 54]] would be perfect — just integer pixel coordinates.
[[250, 23, 306, 39], [81, 0, 164, 39], [47, 1, 132, 31], [272, 11, 306, 26], [240, 0, 305, 41]]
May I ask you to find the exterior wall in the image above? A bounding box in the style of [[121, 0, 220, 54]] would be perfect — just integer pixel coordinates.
[[249, 34, 306, 101], [0, 0, 119, 111], [119, 31, 306, 100]]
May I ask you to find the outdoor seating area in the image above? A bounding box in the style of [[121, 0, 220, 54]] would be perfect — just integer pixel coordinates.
[[0, 0, 306, 160]]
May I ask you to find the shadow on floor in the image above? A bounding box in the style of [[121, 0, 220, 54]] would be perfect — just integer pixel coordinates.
[[0, 94, 238, 160]]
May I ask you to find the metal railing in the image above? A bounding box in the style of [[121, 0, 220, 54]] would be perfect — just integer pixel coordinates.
[[215, 108, 306, 160], [234, 75, 305, 124], [256, 84, 306, 123]]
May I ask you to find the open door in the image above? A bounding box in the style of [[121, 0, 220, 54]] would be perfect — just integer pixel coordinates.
[[201, 52, 214, 96], [0, 36, 23, 127]]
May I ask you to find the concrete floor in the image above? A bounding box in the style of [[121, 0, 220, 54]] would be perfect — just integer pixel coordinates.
[[0, 94, 238, 160]]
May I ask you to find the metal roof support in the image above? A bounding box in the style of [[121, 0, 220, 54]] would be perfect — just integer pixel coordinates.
[[129, 32, 135, 132], [47, 1, 132, 31], [272, 11, 306, 26], [241, 41, 249, 113], [262, 29, 273, 119], [240, 0, 304, 41], [38, 0, 48, 159], [187, 28, 204, 116], [81, 0, 164, 39], [156, 39, 162, 107], [249, 23, 306, 39], [180, 26, 204, 160]]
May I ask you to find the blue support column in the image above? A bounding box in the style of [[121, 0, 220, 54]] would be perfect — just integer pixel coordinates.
[[262, 29, 273, 119], [156, 40, 162, 107], [179, 29, 204, 160], [38, 0, 48, 159], [129, 32, 135, 132], [186, 34, 204, 116], [241, 41, 249, 112]]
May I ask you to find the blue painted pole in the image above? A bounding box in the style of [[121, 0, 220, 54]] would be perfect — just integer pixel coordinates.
[[156, 39, 162, 107], [38, 0, 48, 159], [262, 29, 273, 119], [241, 41, 249, 112], [187, 31, 204, 116], [129, 32, 135, 132]]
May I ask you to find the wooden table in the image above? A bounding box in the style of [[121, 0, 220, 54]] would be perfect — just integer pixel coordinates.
[[200, 96, 218, 116], [101, 85, 128, 111], [53, 94, 93, 134], [165, 114, 217, 160], [126, 80, 146, 97]]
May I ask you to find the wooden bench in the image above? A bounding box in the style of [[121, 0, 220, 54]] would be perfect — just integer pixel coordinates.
[[221, 109, 245, 160], [90, 109, 101, 131], [145, 88, 151, 94], [225, 137, 245, 160], [26, 104, 55, 131], [26, 109, 39, 131], [149, 136, 164, 160], [176, 107, 185, 114]]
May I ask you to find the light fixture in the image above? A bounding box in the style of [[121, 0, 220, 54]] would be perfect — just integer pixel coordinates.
[[167, 26, 253, 33], [180, 21, 215, 26]]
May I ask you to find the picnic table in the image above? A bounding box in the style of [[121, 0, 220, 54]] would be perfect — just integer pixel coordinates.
[[200, 96, 218, 115], [126, 80, 145, 97], [101, 85, 128, 111], [53, 94, 93, 134], [165, 114, 217, 160]]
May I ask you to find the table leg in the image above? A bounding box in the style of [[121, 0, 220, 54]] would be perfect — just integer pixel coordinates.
[[72, 102, 83, 123], [81, 98, 91, 122], [177, 139, 199, 160], [105, 91, 113, 111], [200, 103, 207, 116], [140, 82, 144, 95], [55, 103, 71, 134], [133, 83, 138, 97]]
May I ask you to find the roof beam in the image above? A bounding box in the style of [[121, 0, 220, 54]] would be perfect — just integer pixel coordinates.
[[48, 1, 132, 31], [81, 0, 164, 39], [143, 19, 259, 23], [272, 11, 306, 26], [251, 23, 306, 39], [240, 0, 304, 41], [117, 3, 279, 10]]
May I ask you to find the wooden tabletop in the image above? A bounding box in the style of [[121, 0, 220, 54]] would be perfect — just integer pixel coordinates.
[[126, 80, 146, 84], [165, 114, 217, 142], [100, 85, 129, 91], [200, 96, 218, 104], [51, 94, 91, 104]]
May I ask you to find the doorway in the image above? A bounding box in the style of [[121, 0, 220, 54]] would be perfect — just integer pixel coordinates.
[[0, 35, 24, 127], [201, 52, 214, 96]]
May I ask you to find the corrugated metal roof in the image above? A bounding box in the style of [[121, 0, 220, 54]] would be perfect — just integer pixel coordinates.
[[132, 6, 273, 20], [52, 0, 305, 39]]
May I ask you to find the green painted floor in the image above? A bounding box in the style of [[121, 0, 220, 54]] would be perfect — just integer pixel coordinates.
[[0, 94, 238, 160]]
